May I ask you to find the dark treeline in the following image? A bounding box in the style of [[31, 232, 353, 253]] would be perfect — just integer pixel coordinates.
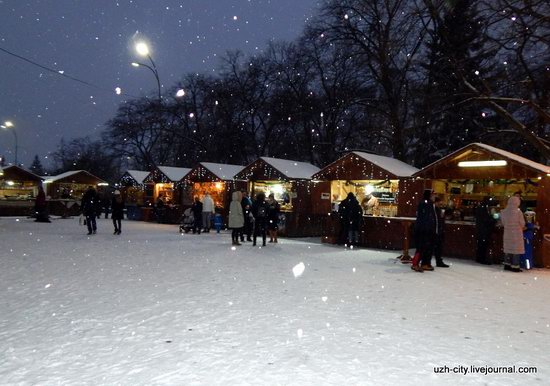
[[51, 0, 549, 181]]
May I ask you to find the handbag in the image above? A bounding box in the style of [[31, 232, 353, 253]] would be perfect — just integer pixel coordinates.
[[79, 214, 85, 226]]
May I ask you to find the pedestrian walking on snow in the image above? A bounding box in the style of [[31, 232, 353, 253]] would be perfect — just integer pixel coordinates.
[[111, 190, 125, 235], [81, 186, 98, 235]]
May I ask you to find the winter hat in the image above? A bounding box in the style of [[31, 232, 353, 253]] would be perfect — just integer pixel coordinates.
[[114, 190, 121, 195]]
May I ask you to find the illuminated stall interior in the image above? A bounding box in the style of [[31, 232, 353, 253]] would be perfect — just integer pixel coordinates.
[[182, 162, 245, 208], [234, 157, 320, 212], [0, 166, 43, 199], [118, 170, 149, 205], [413, 143, 550, 221], [42, 170, 107, 199], [143, 166, 191, 204], [312, 152, 419, 217]]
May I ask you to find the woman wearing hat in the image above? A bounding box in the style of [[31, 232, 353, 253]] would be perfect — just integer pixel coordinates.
[[111, 190, 125, 235]]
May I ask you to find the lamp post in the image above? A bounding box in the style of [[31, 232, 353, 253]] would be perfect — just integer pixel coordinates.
[[132, 41, 161, 101], [1, 121, 17, 165]]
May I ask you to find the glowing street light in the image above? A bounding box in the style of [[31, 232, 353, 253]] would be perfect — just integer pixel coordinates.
[[135, 41, 150, 57], [132, 41, 161, 101], [176, 89, 185, 98], [1, 120, 18, 165]]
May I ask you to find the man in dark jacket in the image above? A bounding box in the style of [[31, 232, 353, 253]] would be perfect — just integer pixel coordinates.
[[338, 192, 363, 247], [414, 189, 437, 271], [475, 196, 497, 265], [34, 185, 51, 223], [191, 196, 203, 234], [111, 190, 125, 235], [252, 192, 269, 247], [81, 186, 98, 235], [240, 191, 253, 242], [433, 196, 449, 268]]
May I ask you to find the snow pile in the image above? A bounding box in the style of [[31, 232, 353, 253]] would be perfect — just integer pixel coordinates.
[[1, 217, 549, 385]]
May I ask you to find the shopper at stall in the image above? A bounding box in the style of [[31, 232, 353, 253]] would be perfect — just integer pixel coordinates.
[[252, 192, 269, 247], [413, 189, 437, 271], [338, 192, 363, 247], [433, 196, 449, 268], [361, 193, 380, 216], [240, 191, 253, 242], [191, 196, 203, 234], [266, 193, 280, 243], [111, 190, 125, 235], [228, 191, 244, 245], [155, 194, 166, 223], [500, 195, 526, 272], [474, 197, 497, 265], [34, 185, 50, 223], [81, 186, 98, 235], [202, 192, 215, 233]]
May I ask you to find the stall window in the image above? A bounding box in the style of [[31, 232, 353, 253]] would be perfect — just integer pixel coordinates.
[[330, 180, 398, 217], [193, 182, 226, 208], [252, 181, 294, 211]]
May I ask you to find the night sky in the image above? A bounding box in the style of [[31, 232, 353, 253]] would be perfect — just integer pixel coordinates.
[[0, 0, 320, 167]]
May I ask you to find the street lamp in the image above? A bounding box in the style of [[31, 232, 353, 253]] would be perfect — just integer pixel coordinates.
[[1, 121, 18, 165], [132, 41, 161, 101]]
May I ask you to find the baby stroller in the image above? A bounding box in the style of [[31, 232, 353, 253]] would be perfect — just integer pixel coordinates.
[[179, 207, 194, 233]]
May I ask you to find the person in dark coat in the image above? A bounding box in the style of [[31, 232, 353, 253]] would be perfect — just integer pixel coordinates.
[[111, 190, 125, 235], [34, 185, 51, 223], [81, 186, 98, 235], [475, 196, 497, 265], [102, 195, 111, 219], [240, 191, 253, 242], [191, 196, 203, 234], [338, 192, 363, 247], [413, 189, 437, 271], [266, 193, 281, 243], [252, 192, 269, 247], [95, 192, 104, 219], [432, 196, 449, 268], [155, 194, 166, 223]]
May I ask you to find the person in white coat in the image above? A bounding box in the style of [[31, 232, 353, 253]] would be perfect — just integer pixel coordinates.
[[201, 193, 215, 232], [500, 196, 526, 272], [228, 191, 244, 245]]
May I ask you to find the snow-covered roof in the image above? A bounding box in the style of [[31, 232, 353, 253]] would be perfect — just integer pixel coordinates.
[[200, 162, 245, 180], [352, 152, 419, 177], [260, 157, 320, 180], [415, 142, 550, 176], [472, 143, 549, 174], [42, 170, 104, 183], [1, 165, 43, 181], [125, 170, 149, 184], [158, 166, 192, 182]]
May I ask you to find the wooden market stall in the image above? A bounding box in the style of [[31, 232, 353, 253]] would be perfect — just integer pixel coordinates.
[[118, 170, 149, 205], [413, 143, 550, 266], [312, 151, 420, 249], [234, 157, 320, 236], [42, 170, 107, 216], [43, 170, 107, 199], [142, 166, 191, 223], [118, 170, 150, 220], [143, 166, 191, 205], [181, 162, 246, 216], [0, 166, 43, 216]]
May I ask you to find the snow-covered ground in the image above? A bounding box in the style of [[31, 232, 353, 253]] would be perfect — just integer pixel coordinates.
[[1, 217, 549, 385]]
